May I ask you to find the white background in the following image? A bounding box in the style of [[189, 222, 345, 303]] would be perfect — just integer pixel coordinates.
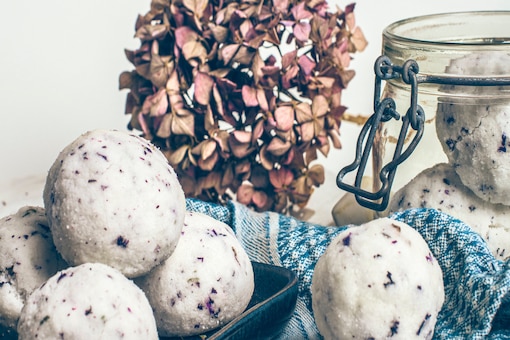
[[2, 1, 510, 222]]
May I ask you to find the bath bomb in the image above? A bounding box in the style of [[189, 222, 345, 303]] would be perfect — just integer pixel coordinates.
[[312, 218, 444, 340], [0, 206, 66, 329], [389, 163, 510, 261], [135, 211, 254, 337], [17, 262, 158, 340], [43, 129, 185, 278], [436, 52, 510, 204]]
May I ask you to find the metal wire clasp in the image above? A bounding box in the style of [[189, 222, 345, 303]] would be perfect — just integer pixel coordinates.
[[336, 56, 425, 211]]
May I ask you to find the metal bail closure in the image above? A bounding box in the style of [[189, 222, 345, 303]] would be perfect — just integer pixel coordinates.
[[336, 56, 425, 211]]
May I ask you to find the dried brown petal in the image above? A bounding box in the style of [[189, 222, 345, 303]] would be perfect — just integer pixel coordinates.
[[119, 71, 133, 90], [183, 0, 209, 17], [201, 171, 222, 191], [328, 128, 342, 149], [297, 122, 315, 142], [291, 175, 313, 207], [150, 41, 175, 88], [198, 151, 218, 171], [182, 40, 207, 66], [307, 164, 325, 186], [229, 131, 254, 158], [167, 144, 191, 166], [211, 129, 230, 154], [135, 23, 169, 41], [295, 102, 312, 124], [304, 145, 318, 165], [282, 50, 297, 69], [312, 94, 329, 118], [208, 24, 229, 43], [267, 137, 292, 156], [351, 27, 368, 52], [250, 165, 269, 188], [172, 109, 195, 136], [235, 160, 252, 177], [201, 139, 217, 160], [233, 45, 256, 65], [259, 145, 274, 171], [221, 163, 235, 187]]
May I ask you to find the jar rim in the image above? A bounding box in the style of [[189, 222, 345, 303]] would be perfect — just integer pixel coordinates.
[[383, 11, 510, 46]]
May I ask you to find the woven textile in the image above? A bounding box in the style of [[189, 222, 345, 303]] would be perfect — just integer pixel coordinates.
[[185, 198, 510, 339]]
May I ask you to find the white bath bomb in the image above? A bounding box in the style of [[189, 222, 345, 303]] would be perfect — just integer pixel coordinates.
[[17, 262, 158, 340], [0, 206, 66, 329], [389, 163, 510, 261], [312, 218, 444, 340], [436, 52, 510, 204], [135, 211, 254, 337], [43, 129, 185, 278]]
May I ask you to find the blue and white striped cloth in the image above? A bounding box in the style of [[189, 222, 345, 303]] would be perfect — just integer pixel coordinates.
[[186, 198, 510, 339]]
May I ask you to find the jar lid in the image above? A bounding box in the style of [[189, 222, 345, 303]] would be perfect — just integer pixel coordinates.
[[382, 11, 510, 97]]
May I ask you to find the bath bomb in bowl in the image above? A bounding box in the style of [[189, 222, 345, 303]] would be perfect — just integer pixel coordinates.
[[311, 218, 444, 340], [17, 262, 158, 340], [135, 211, 254, 337], [43, 129, 185, 278]]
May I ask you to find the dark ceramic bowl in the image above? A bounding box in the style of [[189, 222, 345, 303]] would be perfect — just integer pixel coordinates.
[[1, 262, 298, 340]]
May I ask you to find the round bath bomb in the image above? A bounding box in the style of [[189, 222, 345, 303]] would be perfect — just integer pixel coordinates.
[[311, 218, 444, 340], [436, 52, 510, 204], [389, 163, 510, 261], [17, 262, 158, 340], [43, 129, 185, 278], [0, 206, 66, 330], [135, 211, 254, 337]]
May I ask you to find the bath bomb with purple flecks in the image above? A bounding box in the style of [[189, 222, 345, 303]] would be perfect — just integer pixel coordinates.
[[135, 211, 254, 337], [43, 129, 185, 278], [311, 218, 444, 340], [17, 262, 158, 340], [436, 52, 510, 205], [0, 206, 66, 329]]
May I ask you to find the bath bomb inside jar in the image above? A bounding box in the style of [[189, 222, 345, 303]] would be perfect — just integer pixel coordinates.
[[389, 162, 510, 261], [436, 52, 510, 205], [311, 218, 444, 340], [43, 129, 186, 278]]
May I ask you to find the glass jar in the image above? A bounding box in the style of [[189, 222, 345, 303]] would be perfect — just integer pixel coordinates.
[[374, 11, 510, 208]]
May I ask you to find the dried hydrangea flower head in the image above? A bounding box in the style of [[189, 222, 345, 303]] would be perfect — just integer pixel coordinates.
[[120, 0, 366, 213]]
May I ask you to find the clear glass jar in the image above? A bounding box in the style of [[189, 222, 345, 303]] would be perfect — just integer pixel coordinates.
[[375, 11, 510, 205]]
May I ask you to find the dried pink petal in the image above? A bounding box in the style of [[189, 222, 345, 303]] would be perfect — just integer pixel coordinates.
[[269, 167, 294, 189], [194, 72, 215, 105]]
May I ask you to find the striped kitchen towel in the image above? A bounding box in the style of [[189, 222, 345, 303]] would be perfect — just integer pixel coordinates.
[[186, 198, 510, 339]]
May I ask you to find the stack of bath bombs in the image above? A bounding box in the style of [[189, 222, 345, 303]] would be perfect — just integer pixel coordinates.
[[390, 52, 510, 261], [0, 129, 254, 339]]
